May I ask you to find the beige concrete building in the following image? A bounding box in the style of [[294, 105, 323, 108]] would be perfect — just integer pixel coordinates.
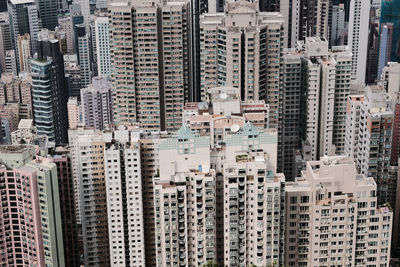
[[285, 156, 392, 267], [67, 97, 81, 130], [0, 72, 32, 108], [68, 127, 110, 267], [290, 37, 352, 160], [345, 86, 394, 205], [17, 33, 31, 73], [109, 0, 190, 131], [199, 1, 284, 128]]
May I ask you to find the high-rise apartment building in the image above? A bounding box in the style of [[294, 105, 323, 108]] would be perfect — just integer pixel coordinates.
[[64, 54, 82, 98], [280, 0, 330, 48], [31, 30, 68, 146], [80, 77, 113, 130], [0, 145, 65, 267], [199, 1, 284, 130], [109, 0, 190, 131], [49, 147, 81, 267], [285, 156, 392, 267], [330, 3, 346, 47], [94, 16, 110, 78], [154, 120, 284, 267], [7, 0, 39, 70], [307, 38, 351, 159], [77, 25, 91, 88], [4, 49, 17, 74], [67, 97, 81, 129], [0, 72, 32, 108], [154, 127, 217, 266], [68, 127, 110, 267], [348, 0, 370, 85], [0, 14, 12, 72], [17, 33, 31, 72], [345, 86, 394, 204], [103, 128, 146, 266], [284, 37, 351, 162]]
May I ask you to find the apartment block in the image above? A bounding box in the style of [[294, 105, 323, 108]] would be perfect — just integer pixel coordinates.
[[0, 72, 32, 108], [68, 127, 110, 267], [199, 2, 284, 129], [109, 0, 190, 131], [285, 156, 392, 267], [0, 145, 65, 267], [348, 0, 370, 84], [345, 86, 394, 205], [291, 37, 352, 160], [95, 16, 110, 78], [80, 77, 113, 130], [103, 128, 146, 266], [155, 126, 216, 266]]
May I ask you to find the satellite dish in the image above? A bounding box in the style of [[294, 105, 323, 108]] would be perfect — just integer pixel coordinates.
[[231, 124, 240, 133], [220, 92, 227, 100]]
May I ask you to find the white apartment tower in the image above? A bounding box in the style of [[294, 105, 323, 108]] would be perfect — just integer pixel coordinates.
[[155, 126, 216, 266], [345, 86, 394, 204], [95, 16, 110, 78], [285, 156, 392, 267], [199, 1, 284, 128], [109, 0, 190, 131], [348, 0, 370, 85], [104, 127, 146, 266], [298, 37, 352, 160]]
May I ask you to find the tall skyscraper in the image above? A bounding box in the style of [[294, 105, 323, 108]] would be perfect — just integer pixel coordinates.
[[37, 0, 58, 30], [80, 77, 113, 130], [109, 0, 190, 131], [7, 0, 39, 69], [50, 147, 81, 267], [199, 1, 284, 129], [330, 3, 346, 47], [153, 120, 284, 266], [348, 0, 370, 85], [64, 53, 82, 98], [77, 25, 91, 88], [283, 37, 352, 162], [94, 16, 110, 78], [68, 127, 110, 267], [17, 33, 31, 72], [345, 86, 394, 204], [31, 30, 68, 146], [103, 128, 146, 266], [0, 145, 66, 267], [285, 156, 392, 267], [0, 13, 12, 72]]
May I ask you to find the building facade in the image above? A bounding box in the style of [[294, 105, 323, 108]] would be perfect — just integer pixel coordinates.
[[285, 156, 392, 267]]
